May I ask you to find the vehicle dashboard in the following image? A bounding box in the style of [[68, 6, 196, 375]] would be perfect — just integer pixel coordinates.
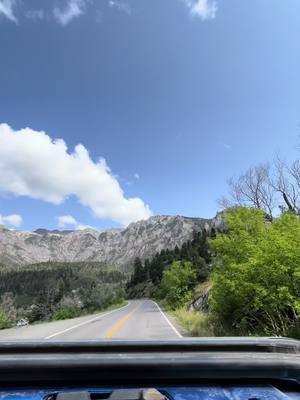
[[1, 386, 300, 400], [0, 339, 299, 400]]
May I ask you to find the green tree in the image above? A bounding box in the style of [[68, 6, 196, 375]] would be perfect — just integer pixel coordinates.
[[144, 259, 150, 280], [0, 310, 11, 329], [1, 292, 17, 321], [191, 254, 209, 281], [149, 254, 164, 284], [81, 284, 115, 312], [210, 207, 300, 336], [131, 257, 147, 285], [160, 261, 196, 309]]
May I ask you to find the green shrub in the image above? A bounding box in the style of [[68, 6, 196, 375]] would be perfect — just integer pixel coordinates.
[[114, 288, 126, 304], [26, 303, 50, 323], [52, 306, 81, 321], [80, 285, 115, 312], [210, 208, 300, 336], [0, 310, 12, 329], [160, 261, 196, 309]]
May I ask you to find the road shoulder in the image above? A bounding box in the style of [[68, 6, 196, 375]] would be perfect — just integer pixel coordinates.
[[154, 301, 188, 337]]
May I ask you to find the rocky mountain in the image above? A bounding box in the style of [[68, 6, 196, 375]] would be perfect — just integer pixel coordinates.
[[0, 214, 223, 268]]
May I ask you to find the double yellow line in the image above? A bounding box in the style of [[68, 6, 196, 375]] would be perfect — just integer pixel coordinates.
[[104, 305, 140, 339]]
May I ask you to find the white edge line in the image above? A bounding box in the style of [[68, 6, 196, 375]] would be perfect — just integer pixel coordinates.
[[152, 300, 182, 338], [44, 301, 131, 339]]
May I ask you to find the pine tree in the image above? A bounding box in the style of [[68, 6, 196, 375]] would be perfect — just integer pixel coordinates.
[[132, 257, 146, 285], [144, 259, 150, 280]]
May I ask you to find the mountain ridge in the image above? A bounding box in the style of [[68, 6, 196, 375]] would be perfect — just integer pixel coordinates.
[[0, 214, 223, 268]]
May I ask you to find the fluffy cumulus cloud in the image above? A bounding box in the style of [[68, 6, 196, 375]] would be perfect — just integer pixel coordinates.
[[0, 0, 17, 23], [57, 215, 88, 230], [0, 123, 152, 226], [53, 0, 86, 26], [183, 0, 217, 20], [0, 214, 22, 227]]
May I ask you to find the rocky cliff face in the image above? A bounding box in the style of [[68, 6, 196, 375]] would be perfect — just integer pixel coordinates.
[[0, 214, 223, 268]]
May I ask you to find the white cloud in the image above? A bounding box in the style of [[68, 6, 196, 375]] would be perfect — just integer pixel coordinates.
[[108, 1, 131, 15], [57, 215, 77, 227], [0, 0, 17, 23], [57, 215, 88, 230], [0, 214, 22, 227], [183, 0, 217, 20], [25, 9, 44, 21], [53, 0, 85, 26], [0, 123, 152, 226], [134, 173, 140, 180]]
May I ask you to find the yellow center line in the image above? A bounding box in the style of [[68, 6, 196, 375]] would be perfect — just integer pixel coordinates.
[[104, 305, 140, 339]]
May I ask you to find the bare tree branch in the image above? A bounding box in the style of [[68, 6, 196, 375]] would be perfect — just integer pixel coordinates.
[[223, 164, 275, 220], [290, 160, 300, 190], [270, 158, 299, 214]]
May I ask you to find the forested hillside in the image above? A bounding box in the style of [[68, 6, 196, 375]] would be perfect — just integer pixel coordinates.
[[126, 229, 214, 304], [0, 262, 126, 327]]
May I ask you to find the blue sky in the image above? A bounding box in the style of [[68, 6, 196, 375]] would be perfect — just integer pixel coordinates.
[[0, 0, 299, 231]]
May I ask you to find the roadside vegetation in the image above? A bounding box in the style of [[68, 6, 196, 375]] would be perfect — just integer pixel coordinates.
[[0, 262, 127, 328], [127, 152, 300, 338], [126, 229, 212, 300], [126, 230, 214, 336], [210, 208, 300, 337], [171, 308, 213, 336]]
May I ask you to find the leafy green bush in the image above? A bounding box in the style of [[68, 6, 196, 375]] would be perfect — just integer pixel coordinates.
[[160, 261, 196, 309], [80, 285, 115, 312], [26, 303, 50, 323], [210, 208, 300, 336], [113, 288, 126, 304], [52, 306, 81, 321], [172, 308, 213, 336], [0, 310, 12, 329]]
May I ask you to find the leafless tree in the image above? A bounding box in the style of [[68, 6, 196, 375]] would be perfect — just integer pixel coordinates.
[[219, 164, 275, 220], [270, 158, 299, 214], [290, 160, 300, 190]]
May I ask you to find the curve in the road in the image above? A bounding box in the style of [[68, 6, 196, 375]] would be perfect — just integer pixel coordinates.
[[45, 300, 182, 340], [0, 300, 183, 340]]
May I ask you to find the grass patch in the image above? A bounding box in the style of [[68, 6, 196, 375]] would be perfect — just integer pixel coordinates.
[[172, 308, 214, 337]]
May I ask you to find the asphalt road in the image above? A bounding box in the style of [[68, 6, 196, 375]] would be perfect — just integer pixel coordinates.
[[0, 300, 182, 340]]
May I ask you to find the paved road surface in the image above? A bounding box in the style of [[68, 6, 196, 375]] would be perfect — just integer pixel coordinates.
[[0, 300, 182, 340]]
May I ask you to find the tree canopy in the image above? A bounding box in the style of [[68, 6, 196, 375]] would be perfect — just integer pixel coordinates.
[[210, 207, 300, 336]]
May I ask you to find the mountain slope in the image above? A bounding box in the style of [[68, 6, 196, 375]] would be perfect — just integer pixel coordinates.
[[0, 214, 223, 267]]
